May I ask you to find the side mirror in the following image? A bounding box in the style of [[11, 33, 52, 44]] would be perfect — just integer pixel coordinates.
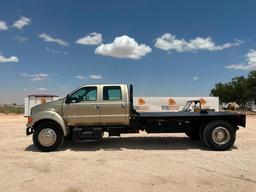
[[65, 94, 71, 104]]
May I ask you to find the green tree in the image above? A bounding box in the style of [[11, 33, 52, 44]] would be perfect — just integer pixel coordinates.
[[230, 76, 250, 108], [210, 82, 235, 104], [248, 71, 256, 105], [210, 71, 256, 108]]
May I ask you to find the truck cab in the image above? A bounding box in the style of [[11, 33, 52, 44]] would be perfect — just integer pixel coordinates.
[[63, 84, 130, 126]]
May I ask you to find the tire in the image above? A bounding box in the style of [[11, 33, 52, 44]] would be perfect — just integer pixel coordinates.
[[33, 122, 64, 152], [185, 129, 200, 140], [199, 125, 211, 149], [201, 120, 236, 151]]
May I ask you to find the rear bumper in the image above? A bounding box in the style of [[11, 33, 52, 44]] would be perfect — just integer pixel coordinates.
[[26, 127, 33, 135]]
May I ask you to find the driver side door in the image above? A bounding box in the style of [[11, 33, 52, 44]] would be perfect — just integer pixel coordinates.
[[63, 86, 101, 126]]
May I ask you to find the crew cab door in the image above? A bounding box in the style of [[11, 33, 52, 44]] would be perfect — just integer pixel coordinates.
[[100, 85, 129, 125], [63, 86, 100, 126]]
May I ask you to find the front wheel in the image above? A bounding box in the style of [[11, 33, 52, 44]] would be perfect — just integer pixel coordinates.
[[33, 122, 64, 152]]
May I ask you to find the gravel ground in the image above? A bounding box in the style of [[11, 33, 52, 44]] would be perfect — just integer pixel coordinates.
[[0, 114, 255, 192]]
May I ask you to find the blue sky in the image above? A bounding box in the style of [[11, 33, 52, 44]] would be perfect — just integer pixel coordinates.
[[0, 0, 256, 104]]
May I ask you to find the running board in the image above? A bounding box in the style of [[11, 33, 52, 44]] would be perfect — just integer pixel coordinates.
[[72, 127, 103, 141]]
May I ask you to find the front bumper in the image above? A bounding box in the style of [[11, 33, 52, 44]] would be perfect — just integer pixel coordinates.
[[26, 127, 33, 135]]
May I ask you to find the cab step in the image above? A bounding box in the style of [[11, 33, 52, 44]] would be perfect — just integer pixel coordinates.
[[72, 127, 103, 141]]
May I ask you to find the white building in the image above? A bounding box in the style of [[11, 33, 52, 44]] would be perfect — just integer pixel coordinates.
[[24, 94, 60, 117]]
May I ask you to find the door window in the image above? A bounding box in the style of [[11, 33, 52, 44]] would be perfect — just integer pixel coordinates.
[[103, 86, 122, 101], [70, 87, 97, 103]]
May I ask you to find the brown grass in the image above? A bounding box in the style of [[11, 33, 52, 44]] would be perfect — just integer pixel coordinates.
[[0, 105, 24, 114]]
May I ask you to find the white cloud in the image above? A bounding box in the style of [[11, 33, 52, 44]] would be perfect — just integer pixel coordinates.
[[95, 35, 151, 59], [76, 32, 103, 45], [45, 47, 69, 55], [13, 16, 31, 29], [20, 73, 55, 81], [225, 64, 249, 70], [90, 74, 102, 79], [76, 75, 87, 80], [45, 47, 61, 54], [14, 36, 29, 43], [0, 20, 8, 30], [36, 87, 48, 91], [225, 49, 256, 70], [193, 76, 199, 80], [0, 52, 19, 63], [38, 33, 69, 46], [155, 33, 242, 52], [76, 74, 102, 79]]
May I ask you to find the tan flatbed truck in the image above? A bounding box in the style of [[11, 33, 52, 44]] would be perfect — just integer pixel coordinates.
[[26, 84, 246, 152]]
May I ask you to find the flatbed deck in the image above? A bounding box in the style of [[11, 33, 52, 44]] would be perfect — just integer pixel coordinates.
[[137, 111, 239, 118]]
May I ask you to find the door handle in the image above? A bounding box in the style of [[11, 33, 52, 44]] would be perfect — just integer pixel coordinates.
[[121, 104, 125, 109], [95, 104, 100, 110]]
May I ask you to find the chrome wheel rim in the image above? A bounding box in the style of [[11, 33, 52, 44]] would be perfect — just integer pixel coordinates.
[[38, 128, 57, 147], [212, 127, 230, 145]]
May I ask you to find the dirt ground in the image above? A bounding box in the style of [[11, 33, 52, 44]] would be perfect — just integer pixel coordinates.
[[0, 114, 255, 192]]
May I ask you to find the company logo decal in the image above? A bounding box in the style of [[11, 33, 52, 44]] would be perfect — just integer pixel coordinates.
[[135, 106, 149, 111], [40, 97, 46, 104], [168, 98, 176, 106], [200, 98, 207, 105], [138, 98, 145, 105]]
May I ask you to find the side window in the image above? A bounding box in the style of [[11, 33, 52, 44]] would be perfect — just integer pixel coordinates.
[[103, 86, 122, 101], [70, 87, 97, 103]]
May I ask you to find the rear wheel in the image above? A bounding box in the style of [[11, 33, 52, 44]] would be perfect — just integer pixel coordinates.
[[201, 120, 236, 151], [33, 122, 64, 152]]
